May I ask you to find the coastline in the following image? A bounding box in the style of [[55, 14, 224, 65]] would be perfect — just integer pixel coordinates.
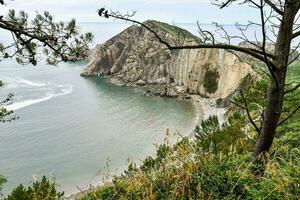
[[189, 95, 227, 138], [63, 84, 227, 199]]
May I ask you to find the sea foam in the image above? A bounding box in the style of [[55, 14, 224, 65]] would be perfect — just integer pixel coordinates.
[[5, 84, 73, 110]]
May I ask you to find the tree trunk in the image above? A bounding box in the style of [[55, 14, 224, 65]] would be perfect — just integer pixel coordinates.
[[253, 1, 299, 171], [253, 69, 287, 157]]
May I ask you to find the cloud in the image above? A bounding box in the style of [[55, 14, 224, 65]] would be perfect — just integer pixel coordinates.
[[0, 0, 259, 24]]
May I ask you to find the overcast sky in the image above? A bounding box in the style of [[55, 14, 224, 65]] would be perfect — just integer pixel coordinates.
[[0, 0, 259, 24]]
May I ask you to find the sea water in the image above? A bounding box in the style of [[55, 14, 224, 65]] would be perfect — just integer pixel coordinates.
[[0, 22, 202, 195]]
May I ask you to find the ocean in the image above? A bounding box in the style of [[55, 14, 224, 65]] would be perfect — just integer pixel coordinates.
[[0, 22, 205, 196]]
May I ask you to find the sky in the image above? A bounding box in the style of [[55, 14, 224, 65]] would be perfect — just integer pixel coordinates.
[[0, 0, 259, 24]]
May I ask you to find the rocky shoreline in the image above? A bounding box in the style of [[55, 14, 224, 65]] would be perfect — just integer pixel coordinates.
[[72, 20, 256, 199], [81, 20, 256, 101], [64, 89, 227, 200]]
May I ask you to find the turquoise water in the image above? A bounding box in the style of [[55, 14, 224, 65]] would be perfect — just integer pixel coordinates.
[[1, 21, 235, 196], [0, 21, 239, 196], [0, 57, 197, 195]]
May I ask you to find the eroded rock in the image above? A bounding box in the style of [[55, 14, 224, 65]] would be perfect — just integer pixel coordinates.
[[82, 20, 256, 99]]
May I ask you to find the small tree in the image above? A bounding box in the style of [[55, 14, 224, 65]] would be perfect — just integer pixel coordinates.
[[0, 175, 7, 197], [4, 176, 64, 200], [98, 0, 300, 175]]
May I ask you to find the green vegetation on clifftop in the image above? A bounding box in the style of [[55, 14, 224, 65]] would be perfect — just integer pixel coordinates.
[[149, 20, 199, 41]]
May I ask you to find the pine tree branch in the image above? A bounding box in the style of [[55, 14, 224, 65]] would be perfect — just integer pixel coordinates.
[[0, 20, 68, 61], [0, 13, 93, 65]]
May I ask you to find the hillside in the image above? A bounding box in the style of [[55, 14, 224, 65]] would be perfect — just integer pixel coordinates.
[[81, 20, 256, 100], [78, 62, 300, 200]]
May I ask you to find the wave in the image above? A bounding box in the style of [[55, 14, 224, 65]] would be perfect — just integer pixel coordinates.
[[5, 85, 73, 111], [2, 77, 46, 89], [16, 79, 46, 87]]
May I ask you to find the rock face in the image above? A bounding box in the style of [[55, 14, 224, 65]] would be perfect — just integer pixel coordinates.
[[81, 20, 256, 99], [238, 41, 299, 65]]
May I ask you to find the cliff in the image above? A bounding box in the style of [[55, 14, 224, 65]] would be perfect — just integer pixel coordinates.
[[81, 20, 256, 100]]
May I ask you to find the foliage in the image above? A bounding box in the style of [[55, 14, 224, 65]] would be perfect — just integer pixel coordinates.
[[0, 175, 7, 197], [1, 73, 299, 199], [0, 3, 94, 199], [0, 86, 18, 122], [4, 176, 64, 200], [0, 3, 93, 123], [80, 73, 300, 200], [195, 113, 252, 155], [287, 61, 300, 83], [0, 9, 93, 65], [203, 68, 220, 94], [151, 20, 198, 41], [80, 124, 300, 200], [102, 1, 300, 164]]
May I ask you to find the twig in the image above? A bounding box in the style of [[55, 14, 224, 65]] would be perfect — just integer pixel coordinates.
[[239, 90, 261, 134]]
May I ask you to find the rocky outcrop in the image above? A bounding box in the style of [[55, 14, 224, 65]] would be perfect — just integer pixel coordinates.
[[81, 20, 256, 99], [238, 41, 299, 65]]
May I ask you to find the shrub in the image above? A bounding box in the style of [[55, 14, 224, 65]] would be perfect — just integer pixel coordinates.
[[81, 113, 300, 200], [4, 176, 64, 200], [203, 68, 220, 94], [195, 113, 252, 155], [0, 175, 7, 197]]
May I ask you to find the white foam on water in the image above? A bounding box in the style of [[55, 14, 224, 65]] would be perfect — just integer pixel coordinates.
[[2, 77, 46, 89], [16, 78, 46, 87], [6, 96, 53, 110], [5, 84, 73, 111]]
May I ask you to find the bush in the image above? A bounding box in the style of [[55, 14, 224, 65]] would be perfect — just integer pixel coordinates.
[[4, 73, 300, 200], [81, 112, 300, 200], [4, 176, 64, 200], [0, 175, 7, 197], [194, 113, 252, 154], [203, 68, 220, 94]]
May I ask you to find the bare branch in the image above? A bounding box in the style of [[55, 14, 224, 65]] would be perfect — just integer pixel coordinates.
[[259, 0, 279, 89], [219, 0, 234, 9], [265, 0, 284, 15], [292, 30, 300, 39], [239, 90, 261, 134], [100, 9, 276, 66], [277, 105, 300, 127], [284, 83, 300, 94], [216, 0, 283, 16], [228, 99, 247, 109]]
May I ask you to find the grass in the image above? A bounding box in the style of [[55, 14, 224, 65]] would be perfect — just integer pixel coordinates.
[[287, 61, 300, 83], [1, 62, 300, 200], [80, 125, 300, 200], [150, 20, 199, 41], [77, 76, 300, 200]]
